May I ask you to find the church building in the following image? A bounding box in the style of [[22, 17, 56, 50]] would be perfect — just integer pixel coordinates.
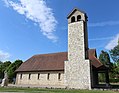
[[15, 8, 109, 89]]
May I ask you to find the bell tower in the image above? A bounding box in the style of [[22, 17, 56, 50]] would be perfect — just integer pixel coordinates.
[[65, 8, 91, 89]]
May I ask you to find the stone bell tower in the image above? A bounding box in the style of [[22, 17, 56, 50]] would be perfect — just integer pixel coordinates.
[[65, 8, 91, 89]]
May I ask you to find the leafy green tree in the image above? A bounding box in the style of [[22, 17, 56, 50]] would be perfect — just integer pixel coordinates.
[[0, 61, 11, 79], [109, 40, 119, 78], [110, 40, 119, 63], [7, 60, 23, 82], [3, 61, 11, 70], [112, 63, 119, 78], [0, 61, 2, 64], [0, 61, 3, 79], [99, 50, 111, 67], [99, 51, 112, 82]]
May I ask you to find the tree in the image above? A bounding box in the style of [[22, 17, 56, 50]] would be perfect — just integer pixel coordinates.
[[0, 61, 2, 64], [110, 40, 119, 63], [6, 60, 23, 82], [3, 61, 11, 71], [109, 40, 119, 78], [0, 61, 3, 79], [0, 61, 11, 79], [99, 51, 112, 82], [99, 50, 111, 66]]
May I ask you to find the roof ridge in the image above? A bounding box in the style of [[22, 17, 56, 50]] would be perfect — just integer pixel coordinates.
[[33, 52, 68, 57]]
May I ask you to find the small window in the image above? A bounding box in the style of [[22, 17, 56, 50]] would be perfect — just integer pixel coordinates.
[[71, 16, 75, 23], [58, 73, 61, 80], [47, 73, 50, 80], [77, 15, 81, 21], [20, 74, 22, 79], [28, 74, 31, 80], [38, 73, 40, 80]]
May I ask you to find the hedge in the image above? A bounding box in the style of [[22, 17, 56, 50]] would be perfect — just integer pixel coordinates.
[[110, 78, 119, 83]]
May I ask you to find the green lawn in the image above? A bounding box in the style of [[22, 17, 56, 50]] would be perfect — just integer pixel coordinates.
[[0, 87, 118, 93]]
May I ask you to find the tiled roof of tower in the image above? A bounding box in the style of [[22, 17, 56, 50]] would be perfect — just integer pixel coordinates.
[[16, 49, 104, 72], [67, 8, 87, 19]]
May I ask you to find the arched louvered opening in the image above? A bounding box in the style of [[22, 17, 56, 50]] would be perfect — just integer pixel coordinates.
[[77, 15, 81, 21], [71, 16, 75, 23]]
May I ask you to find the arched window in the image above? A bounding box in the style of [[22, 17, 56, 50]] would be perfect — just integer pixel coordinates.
[[77, 15, 81, 21], [58, 73, 61, 80], [20, 74, 22, 79], [47, 73, 50, 80], [28, 74, 31, 80], [71, 16, 75, 23], [38, 73, 40, 80]]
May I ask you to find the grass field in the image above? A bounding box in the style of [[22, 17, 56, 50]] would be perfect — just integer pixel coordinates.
[[0, 87, 118, 93]]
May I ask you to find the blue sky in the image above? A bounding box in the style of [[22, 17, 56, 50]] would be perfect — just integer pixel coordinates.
[[0, 0, 119, 62]]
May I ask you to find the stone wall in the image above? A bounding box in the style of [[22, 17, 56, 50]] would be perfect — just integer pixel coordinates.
[[16, 71, 64, 87], [65, 20, 91, 89]]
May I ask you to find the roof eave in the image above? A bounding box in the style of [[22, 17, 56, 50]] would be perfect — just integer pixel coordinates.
[[67, 8, 86, 19], [15, 69, 64, 73]]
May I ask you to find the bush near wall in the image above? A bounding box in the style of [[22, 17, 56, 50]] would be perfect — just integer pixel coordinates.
[[110, 78, 119, 83]]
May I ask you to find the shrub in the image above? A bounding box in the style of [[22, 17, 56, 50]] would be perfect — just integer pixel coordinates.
[[110, 78, 119, 83]]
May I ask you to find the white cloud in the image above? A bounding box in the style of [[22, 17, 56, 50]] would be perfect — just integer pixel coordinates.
[[105, 33, 119, 50], [0, 50, 11, 61], [3, 0, 58, 42], [2, 0, 9, 7], [89, 21, 119, 27], [89, 37, 113, 41]]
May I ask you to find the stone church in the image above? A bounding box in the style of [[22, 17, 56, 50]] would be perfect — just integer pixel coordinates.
[[15, 8, 109, 89]]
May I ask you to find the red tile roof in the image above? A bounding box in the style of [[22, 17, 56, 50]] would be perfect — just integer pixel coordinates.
[[16, 49, 103, 72], [16, 52, 67, 72], [88, 49, 103, 68]]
